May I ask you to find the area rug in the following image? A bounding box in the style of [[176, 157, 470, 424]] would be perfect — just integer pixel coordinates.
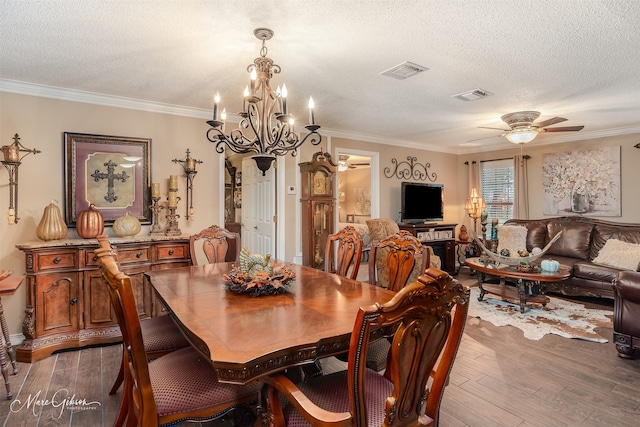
[[467, 286, 613, 342]]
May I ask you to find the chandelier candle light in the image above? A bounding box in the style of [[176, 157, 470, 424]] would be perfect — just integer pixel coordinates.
[[206, 28, 321, 175]]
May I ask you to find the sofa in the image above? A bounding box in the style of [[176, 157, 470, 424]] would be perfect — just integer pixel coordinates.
[[612, 271, 640, 358], [503, 216, 640, 299]]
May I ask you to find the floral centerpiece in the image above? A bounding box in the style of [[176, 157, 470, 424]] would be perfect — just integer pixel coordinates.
[[223, 247, 295, 296]]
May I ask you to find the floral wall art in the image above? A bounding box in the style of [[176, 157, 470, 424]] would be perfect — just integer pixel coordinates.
[[542, 146, 620, 216]]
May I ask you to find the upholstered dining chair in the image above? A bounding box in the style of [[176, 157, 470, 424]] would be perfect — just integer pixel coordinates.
[[368, 230, 429, 292], [324, 226, 364, 280], [95, 237, 261, 426], [261, 268, 469, 427], [95, 236, 191, 427], [365, 230, 430, 371], [189, 224, 241, 265]]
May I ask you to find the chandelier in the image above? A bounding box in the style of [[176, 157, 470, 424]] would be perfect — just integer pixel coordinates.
[[505, 128, 538, 144], [206, 28, 322, 175]]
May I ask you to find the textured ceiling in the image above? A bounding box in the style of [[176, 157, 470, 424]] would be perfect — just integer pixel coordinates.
[[2, 0, 640, 153]]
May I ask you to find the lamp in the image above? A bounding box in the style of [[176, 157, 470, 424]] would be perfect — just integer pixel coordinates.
[[505, 128, 538, 144], [465, 188, 485, 233], [206, 28, 321, 175]]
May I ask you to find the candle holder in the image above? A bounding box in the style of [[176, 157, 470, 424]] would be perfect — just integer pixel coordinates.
[[149, 196, 164, 235], [172, 149, 202, 221], [164, 196, 182, 236], [1, 134, 41, 224]]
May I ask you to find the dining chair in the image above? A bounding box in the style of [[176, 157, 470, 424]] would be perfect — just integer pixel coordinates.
[[261, 268, 469, 427], [189, 224, 241, 265], [95, 236, 191, 427], [95, 238, 261, 426], [366, 230, 430, 371], [368, 230, 429, 292], [324, 225, 364, 280]]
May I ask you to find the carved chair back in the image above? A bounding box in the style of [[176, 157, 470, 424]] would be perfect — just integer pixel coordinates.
[[189, 224, 241, 265], [369, 230, 429, 291], [324, 226, 363, 280]]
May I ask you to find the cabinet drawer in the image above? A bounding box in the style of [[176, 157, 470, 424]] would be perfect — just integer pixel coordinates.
[[156, 243, 189, 261], [36, 250, 79, 271], [117, 247, 151, 264]]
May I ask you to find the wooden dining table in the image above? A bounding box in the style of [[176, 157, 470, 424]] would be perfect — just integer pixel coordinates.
[[145, 262, 396, 384]]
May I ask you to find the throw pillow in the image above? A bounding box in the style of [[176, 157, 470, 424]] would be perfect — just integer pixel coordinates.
[[496, 225, 528, 255], [366, 218, 400, 244], [593, 239, 640, 271]]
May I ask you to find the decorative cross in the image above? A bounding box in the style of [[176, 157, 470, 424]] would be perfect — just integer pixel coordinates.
[[91, 160, 128, 203]]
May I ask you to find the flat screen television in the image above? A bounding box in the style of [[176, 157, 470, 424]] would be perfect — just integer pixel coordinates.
[[400, 182, 444, 224]]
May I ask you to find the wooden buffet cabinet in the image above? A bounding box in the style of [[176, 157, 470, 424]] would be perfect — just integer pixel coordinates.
[[398, 223, 457, 275], [15, 235, 191, 362]]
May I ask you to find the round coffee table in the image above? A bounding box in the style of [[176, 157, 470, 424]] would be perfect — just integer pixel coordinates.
[[465, 257, 570, 313]]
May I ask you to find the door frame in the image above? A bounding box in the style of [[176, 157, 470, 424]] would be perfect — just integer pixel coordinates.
[[333, 146, 380, 229]]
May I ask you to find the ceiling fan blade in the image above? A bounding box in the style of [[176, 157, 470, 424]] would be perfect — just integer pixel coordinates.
[[478, 126, 510, 131], [535, 117, 568, 128], [542, 126, 585, 132]]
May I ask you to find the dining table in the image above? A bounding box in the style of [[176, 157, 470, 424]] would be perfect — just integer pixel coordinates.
[[145, 261, 396, 384]]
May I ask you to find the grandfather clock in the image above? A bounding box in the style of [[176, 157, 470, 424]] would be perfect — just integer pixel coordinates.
[[300, 151, 337, 269]]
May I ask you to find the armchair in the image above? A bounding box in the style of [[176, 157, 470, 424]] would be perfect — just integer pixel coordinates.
[[613, 271, 640, 358], [261, 268, 469, 427]]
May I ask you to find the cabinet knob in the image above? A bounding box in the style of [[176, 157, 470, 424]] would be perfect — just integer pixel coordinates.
[[70, 298, 78, 305], [136, 252, 142, 258], [93, 255, 98, 261], [168, 250, 174, 255], [54, 257, 61, 264]]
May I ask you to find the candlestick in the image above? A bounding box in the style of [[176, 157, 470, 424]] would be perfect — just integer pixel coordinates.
[[151, 182, 160, 198], [7, 208, 15, 225], [213, 92, 220, 120], [281, 84, 288, 115], [168, 191, 177, 207], [185, 159, 196, 172], [308, 97, 315, 124], [169, 175, 178, 191]]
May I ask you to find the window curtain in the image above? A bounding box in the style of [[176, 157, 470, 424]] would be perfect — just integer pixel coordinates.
[[513, 155, 529, 219]]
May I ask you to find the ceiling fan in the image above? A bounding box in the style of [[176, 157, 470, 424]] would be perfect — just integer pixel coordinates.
[[473, 111, 584, 144], [338, 155, 370, 171]]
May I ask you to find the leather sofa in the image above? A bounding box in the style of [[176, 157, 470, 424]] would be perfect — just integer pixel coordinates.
[[504, 216, 640, 299], [613, 271, 640, 358]]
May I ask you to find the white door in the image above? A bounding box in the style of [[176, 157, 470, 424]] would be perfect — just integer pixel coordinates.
[[241, 157, 276, 255]]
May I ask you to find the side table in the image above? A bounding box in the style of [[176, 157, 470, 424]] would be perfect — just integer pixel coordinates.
[[0, 271, 24, 400]]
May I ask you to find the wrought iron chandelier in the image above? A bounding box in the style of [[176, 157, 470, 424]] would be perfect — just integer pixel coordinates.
[[206, 28, 321, 175]]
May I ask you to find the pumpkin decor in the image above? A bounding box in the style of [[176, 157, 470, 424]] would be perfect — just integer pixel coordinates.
[[76, 204, 104, 239], [36, 200, 68, 241], [113, 212, 141, 238]]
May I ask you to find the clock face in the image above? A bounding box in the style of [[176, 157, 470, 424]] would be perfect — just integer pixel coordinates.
[[313, 172, 326, 195]]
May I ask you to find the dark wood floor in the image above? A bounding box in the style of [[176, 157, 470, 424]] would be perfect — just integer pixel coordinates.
[[1, 270, 638, 426]]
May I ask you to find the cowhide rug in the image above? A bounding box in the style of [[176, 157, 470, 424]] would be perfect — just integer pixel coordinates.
[[466, 286, 613, 342]]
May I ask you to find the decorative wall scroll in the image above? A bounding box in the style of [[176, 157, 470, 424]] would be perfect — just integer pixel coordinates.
[[384, 156, 438, 182]]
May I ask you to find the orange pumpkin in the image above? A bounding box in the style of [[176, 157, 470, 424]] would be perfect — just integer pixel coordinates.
[[76, 204, 104, 239]]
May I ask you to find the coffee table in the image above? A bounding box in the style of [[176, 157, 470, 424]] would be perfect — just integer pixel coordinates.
[[465, 257, 570, 313]]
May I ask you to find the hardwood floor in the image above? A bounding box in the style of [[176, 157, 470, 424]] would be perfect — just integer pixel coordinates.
[[1, 269, 638, 426]]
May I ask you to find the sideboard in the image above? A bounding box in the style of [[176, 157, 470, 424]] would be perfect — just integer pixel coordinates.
[[15, 236, 191, 362], [398, 223, 457, 274]]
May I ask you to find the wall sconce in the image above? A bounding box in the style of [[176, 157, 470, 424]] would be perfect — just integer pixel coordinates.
[[1, 134, 41, 224], [172, 149, 202, 221]]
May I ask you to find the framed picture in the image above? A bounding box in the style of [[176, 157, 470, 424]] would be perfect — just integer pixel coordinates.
[[346, 214, 355, 223], [64, 132, 151, 226]]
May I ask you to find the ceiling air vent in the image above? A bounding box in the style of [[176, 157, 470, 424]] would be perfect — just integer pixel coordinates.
[[380, 61, 429, 80], [452, 88, 494, 101]]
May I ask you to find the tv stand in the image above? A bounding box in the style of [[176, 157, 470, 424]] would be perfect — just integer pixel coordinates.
[[397, 223, 456, 275]]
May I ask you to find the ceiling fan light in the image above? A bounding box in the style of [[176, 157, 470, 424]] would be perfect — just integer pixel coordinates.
[[505, 128, 538, 144]]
